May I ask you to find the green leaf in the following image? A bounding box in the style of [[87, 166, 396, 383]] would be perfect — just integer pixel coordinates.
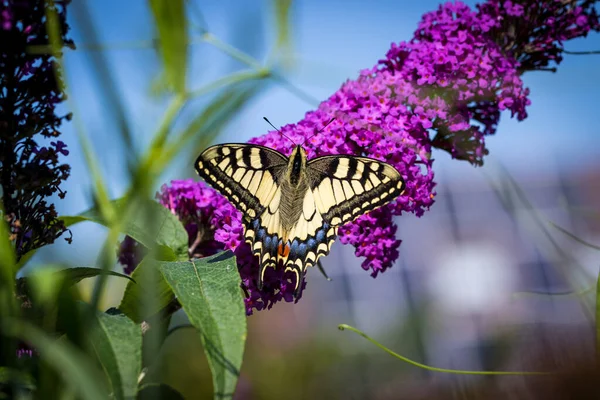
[[159, 252, 246, 399], [149, 0, 188, 94], [61, 198, 189, 261], [91, 313, 142, 399], [61, 267, 135, 285], [4, 320, 109, 400], [119, 257, 175, 323]]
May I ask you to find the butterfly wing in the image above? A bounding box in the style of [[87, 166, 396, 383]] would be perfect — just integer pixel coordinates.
[[195, 144, 288, 222], [196, 144, 290, 290], [277, 155, 405, 293], [306, 155, 405, 227]]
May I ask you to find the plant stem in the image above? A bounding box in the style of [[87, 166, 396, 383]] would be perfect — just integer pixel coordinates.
[[338, 324, 553, 376]]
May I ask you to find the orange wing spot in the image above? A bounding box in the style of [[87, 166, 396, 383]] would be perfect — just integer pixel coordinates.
[[277, 241, 291, 258]]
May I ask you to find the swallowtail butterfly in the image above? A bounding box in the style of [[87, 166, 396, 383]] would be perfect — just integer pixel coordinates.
[[195, 138, 405, 296]]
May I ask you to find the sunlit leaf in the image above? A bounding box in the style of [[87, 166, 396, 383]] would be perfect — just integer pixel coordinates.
[[159, 252, 246, 399], [91, 313, 142, 399], [149, 0, 188, 94]]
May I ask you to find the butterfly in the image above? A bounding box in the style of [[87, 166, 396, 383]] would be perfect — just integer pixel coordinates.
[[195, 142, 405, 296]]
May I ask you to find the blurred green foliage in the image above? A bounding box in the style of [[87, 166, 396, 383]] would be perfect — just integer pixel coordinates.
[[0, 0, 295, 398]]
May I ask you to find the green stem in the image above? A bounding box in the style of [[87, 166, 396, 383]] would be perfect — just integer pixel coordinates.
[[512, 285, 595, 299], [187, 68, 270, 99], [338, 324, 552, 376], [201, 32, 264, 70]]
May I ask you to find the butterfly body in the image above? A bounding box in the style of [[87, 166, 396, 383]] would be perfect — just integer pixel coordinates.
[[196, 143, 405, 296]]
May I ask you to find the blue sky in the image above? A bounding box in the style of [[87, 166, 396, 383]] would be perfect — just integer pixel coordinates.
[[32, 0, 600, 267]]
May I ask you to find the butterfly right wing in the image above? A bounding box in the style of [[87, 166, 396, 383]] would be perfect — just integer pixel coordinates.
[[195, 143, 288, 222]]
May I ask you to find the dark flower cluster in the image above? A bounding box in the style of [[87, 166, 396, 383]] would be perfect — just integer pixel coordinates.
[[120, 0, 599, 314], [0, 0, 74, 259]]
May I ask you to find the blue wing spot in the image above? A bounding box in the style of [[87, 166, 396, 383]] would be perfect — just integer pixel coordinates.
[[297, 243, 308, 259], [290, 239, 300, 257], [315, 229, 326, 243], [264, 235, 273, 251]]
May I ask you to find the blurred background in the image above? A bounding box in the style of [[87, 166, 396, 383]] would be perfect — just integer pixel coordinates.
[[27, 0, 600, 398]]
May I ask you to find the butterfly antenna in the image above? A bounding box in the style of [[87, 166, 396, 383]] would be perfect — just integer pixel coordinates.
[[263, 117, 296, 146], [302, 117, 336, 146]]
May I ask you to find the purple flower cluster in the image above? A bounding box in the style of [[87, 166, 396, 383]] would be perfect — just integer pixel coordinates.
[[479, 0, 600, 72], [120, 0, 599, 314], [153, 180, 304, 315], [0, 0, 74, 259]]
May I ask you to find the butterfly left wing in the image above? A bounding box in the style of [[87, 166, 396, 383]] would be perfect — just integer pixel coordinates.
[[278, 155, 406, 294], [195, 143, 288, 222]]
